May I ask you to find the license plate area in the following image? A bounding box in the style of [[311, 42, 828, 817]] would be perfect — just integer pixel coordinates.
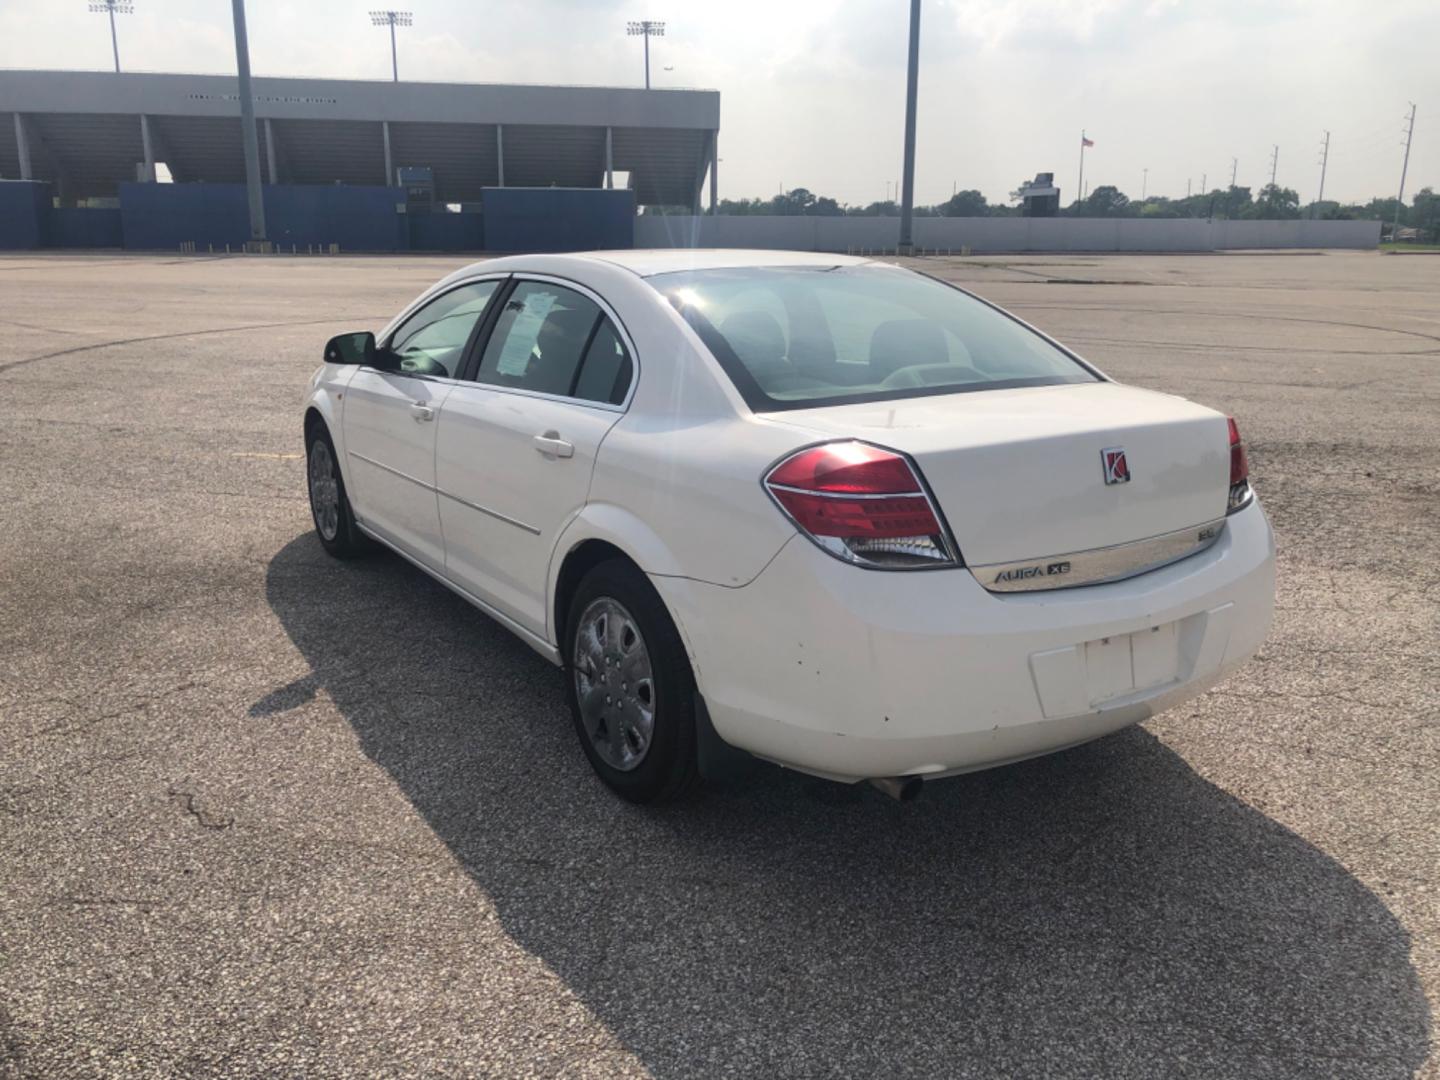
[[1029, 610, 1219, 721], [1083, 622, 1180, 706]]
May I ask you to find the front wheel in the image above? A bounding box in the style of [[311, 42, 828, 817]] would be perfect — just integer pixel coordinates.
[[565, 559, 699, 803], [306, 425, 368, 558]]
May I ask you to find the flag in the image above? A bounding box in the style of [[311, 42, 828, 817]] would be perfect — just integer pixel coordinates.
[[1081, 136, 1095, 148]]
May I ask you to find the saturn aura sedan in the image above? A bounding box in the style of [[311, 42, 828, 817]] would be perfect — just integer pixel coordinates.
[[303, 250, 1275, 803]]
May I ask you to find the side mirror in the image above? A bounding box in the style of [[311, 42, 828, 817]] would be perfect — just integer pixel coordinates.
[[323, 331, 376, 366]]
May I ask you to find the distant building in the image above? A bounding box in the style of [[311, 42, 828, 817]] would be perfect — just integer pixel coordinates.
[[0, 69, 720, 210], [1014, 173, 1060, 217]]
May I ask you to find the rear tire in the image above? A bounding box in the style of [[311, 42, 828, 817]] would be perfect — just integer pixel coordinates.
[[306, 424, 368, 559], [565, 559, 698, 804]]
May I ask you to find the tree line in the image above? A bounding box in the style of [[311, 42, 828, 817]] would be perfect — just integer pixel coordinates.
[[688, 184, 1439, 240]]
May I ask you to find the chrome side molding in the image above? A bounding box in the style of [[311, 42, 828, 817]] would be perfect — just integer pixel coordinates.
[[974, 517, 1227, 593]]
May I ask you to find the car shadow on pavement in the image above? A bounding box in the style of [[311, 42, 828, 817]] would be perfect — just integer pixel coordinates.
[[263, 535, 1431, 1079]]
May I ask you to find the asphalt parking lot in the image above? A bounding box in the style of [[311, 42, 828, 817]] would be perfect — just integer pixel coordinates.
[[2, 249, 1436, 1079]]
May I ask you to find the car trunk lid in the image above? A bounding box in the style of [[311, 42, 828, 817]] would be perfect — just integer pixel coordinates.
[[770, 382, 1232, 576]]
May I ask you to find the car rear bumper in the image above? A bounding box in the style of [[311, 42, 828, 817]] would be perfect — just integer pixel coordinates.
[[652, 500, 1276, 782]]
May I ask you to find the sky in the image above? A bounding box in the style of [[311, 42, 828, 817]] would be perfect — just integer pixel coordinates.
[[0, 0, 1435, 207]]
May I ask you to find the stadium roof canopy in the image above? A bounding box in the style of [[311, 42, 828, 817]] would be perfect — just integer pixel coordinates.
[[0, 70, 720, 207]]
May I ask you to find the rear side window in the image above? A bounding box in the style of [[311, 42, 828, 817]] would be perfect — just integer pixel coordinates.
[[474, 280, 632, 405], [653, 265, 1097, 411], [573, 320, 633, 405]]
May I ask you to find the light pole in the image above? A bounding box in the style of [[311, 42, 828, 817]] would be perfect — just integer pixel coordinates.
[[627, 21, 665, 90], [230, 0, 266, 244], [88, 0, 133, 73], [370, 10, 413, 83], [897, 0, 920, 254]]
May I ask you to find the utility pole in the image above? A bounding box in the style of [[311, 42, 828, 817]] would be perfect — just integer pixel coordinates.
[[1186, 177, 1191, 198], [1201, 172, 1206, 193], [1230, 157, 1238, 189], [897, 0, 921, 254], [88, 1, 133, 73], [1269, 144, 1278, 188], [230, 0, 266, 245], [1142, 167, 1148, 201], [627, 21, 665, 89], [369, 11, 412, 82], [1394, 103, 1417, 241], [1315, 130, 1330, 217], [1077, 130, 1090, 210]]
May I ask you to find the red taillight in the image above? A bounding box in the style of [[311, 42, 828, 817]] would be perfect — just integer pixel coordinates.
[[1228, 416, 1249, 485], [764, 442, 956, 568], [1227, 416, 1252, 513], [767, 441, 921, 495]]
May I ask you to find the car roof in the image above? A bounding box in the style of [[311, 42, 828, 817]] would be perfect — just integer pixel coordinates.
[[585, 249, 872, 277], [443, 249, 873, 283]]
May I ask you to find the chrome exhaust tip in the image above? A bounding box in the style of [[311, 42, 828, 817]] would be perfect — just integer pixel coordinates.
[[868, 775, 924, 802]]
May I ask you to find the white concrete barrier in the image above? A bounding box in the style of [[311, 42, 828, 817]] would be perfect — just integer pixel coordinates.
[[633, 215, 1381, 252]]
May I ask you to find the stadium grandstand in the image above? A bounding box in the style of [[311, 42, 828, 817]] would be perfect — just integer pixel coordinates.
[[0, 69, 720, 209]]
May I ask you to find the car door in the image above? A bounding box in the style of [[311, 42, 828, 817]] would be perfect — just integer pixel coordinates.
[[435, 277, 636, 636], [343, 278, 502, 571]]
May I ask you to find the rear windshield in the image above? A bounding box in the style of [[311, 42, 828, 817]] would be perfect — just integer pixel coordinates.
[[651, 265, 1099, 411]]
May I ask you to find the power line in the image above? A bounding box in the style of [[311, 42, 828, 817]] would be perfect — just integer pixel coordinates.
[[87, 0, 133, 73], [1314, 130, 1330, 217], [1394, 103, 1417, 240]]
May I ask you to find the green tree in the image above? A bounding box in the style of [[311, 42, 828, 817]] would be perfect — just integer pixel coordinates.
[[1072, 185, 1131, 217], [1246, 184, 1301, 219], [939, 189, 989, 217], [848, 200, 899, 217], [1409, 188, 1440, 241]]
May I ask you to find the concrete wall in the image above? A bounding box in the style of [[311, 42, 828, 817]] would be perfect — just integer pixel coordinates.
[[0, 69, 719, 130], [635, 215, 1381, 252]]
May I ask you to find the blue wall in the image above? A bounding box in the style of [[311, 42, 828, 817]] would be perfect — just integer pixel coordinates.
[[0, 181, 51, 250], [1, 181, 636, 253], [118, 182, 407, 251], [408, 211, 485, 252], [48, 207, 125, 249], [481, 187, 634, 252]]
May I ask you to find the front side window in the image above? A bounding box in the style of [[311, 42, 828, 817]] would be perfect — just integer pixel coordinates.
[[654, 265, 1098, 411], [385, 280, 499, 378], [475, 280, 633, 405]]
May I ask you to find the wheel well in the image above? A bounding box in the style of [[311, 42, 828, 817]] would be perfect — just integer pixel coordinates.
[[554, 540, 636, 646], [303, 407, 326, 443]]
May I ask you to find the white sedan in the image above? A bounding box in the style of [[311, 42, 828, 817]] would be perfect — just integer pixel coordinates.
[[303, 250, 1275, 803]]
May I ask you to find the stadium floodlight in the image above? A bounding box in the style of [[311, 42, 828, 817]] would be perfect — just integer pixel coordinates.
[[370, 10, 414, 82], [626, 20, 666, 89], [88, 0, 134, 73]]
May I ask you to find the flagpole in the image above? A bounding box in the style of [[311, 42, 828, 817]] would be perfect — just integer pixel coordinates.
[[1077, 130, 1086, 210]]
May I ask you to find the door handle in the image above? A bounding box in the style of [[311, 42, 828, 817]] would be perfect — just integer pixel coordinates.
[[409, 401, 435, 422], [533, 431, 575, 459]]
